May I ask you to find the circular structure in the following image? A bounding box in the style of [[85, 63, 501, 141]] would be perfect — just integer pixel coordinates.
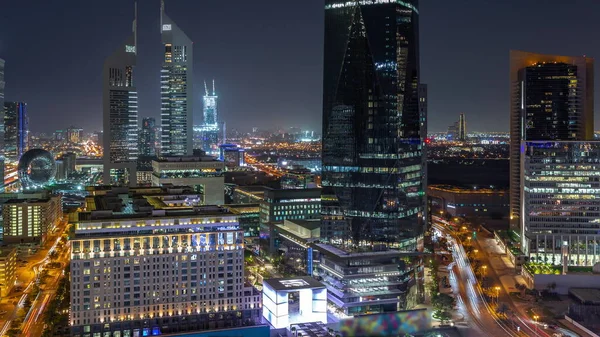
[[18, 149, 57, 189]]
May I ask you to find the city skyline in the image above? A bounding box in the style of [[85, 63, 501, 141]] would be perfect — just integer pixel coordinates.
[[3, 0, 600, 134]]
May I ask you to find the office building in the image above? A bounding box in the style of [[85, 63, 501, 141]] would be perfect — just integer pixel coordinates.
[[140, 117, 157, 157], [321, 0, 425, 312], [427, 185, 508, 218], [69, 204, 261, 337], [102, 3, 138, 186], [0, 247, 16, 296], [160, 0, 193, 156], [2, 195, 62, 244], [152, 156, 224, 205], [259, 188, 321, 254], [275, 219, 321, 275], [0, 59, 5, 155], [509, 51, 594, 230], [3, 102, 28, 161], [198, 80, 220, 155], [219, 144, 245, 168], [458, 113, 466, 141], [522, 141, 600, 267], [224, 203, 260, 239], [56, 152, 76, 181], [280, 168, 316, 189]]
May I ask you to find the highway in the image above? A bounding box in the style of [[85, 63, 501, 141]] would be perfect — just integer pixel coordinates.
[[245, 156, 284, 178], [435, 223, 519, 337], [434, 217, 554, 337]]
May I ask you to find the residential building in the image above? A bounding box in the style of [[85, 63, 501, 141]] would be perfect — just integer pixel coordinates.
[[522, 141, 600, 267], [2, 195, 62, 244], [69, 205, 261, 337], [321, 0, 426, 313], [102, 3, 138, 186], [160, 0, 193, 156], [151, 156, 224, 205], [509, 51, 594, 231], [3, 101, 28, 161], [0, 247, 16, 296]]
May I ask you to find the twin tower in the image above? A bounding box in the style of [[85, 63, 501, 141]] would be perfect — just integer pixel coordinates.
[[102, 1, 204, 186]]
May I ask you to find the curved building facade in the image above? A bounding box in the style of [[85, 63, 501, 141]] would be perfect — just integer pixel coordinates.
[[18, 149, 56, 188]]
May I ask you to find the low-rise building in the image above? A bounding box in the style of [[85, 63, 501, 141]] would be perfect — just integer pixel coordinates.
[[152, 156, 225, 205], [2, 195, 62, 244], [276, 219, 321, 275], [427, 184, 508, 218]]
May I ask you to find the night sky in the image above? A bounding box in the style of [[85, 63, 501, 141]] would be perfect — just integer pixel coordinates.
[[1, 0, 599, 134]]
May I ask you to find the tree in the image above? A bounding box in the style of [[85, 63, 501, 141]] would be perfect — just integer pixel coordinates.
[[432, 293, 455, 324], [496, 302, 509, 318]]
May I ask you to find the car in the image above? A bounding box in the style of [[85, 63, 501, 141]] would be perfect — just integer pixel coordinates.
[[548, 324, 558, 330]]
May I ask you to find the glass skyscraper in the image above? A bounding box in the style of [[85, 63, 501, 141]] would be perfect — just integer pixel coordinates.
[[102, 3, 138, 186], [199, 80, 220, 155], [319, 0, 426, 314], [509, 51, 594, 231], [322, 0, 425, 249], [160, 0, 193, 156], [140, 117, 157, 157], [3, 101, 28, 161], [0, 58, 4, 154]]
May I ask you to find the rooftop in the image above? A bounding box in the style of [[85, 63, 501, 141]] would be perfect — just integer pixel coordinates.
[[315, 243, 418, 258], [263, 276, 325, 292], [570, 288, 600, 305]]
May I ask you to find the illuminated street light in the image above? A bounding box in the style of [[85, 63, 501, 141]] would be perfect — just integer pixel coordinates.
[[494, 286, 500, 303], [482, 265, 487, 278]]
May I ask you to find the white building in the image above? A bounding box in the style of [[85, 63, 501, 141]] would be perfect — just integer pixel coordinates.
[[69, 206, 261, 337]]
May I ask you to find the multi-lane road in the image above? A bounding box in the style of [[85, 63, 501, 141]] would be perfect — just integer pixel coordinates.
[[433, 220, 554, 337]]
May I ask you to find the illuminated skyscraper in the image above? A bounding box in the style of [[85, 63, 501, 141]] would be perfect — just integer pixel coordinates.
[[320, 0, 426, 313], [3, 101, 28, 161], [509, 50, 594, 230], [102, 2, 138, 186], [199, 80, 220, 155], [0, 58, 4, 154], [140, 117, 157, 157], [160, 0, 193, 156], [458, 113, 466, 141]]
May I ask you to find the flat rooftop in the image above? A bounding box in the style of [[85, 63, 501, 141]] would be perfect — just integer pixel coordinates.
[[263, 276, 325, 292], [570, 288, 600, 305]]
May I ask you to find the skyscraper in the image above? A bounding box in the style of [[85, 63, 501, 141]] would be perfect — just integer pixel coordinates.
[[0, 59, 5, 154], [102, 2, 138, 186], [3, 102, 28, 161], [458, 113, 466, 141], [160, 0, 193, 156], [140, 117, 157, 157], [199, 80, 220, 155], [509, 50, 594, 230], [320, 0, 425, 313]]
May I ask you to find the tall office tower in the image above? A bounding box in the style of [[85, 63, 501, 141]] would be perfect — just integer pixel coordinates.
[[140, 117, 157, 157], [160, 0, 193, 156], [320, 0, 425, 314], [3, 102, 28, 161], [509, 50, 594, 231], [199, 80, 220, 155], [458, 113, 466, 141], [102, 3, 138, 186], [0, 59, 5, 155]]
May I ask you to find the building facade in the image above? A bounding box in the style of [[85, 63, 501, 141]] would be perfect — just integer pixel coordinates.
[[0, 247, 16, 296], [458, 113, 466, 141], [151, 157, 225, 205], [509, 51, 594, 231], [427, 185, 509, 218], [0, 58, 4, 155], [199, 81, 220, 155], [321, 0, 425, 312], [522, 141, 600, 267], [102, 3, 138, 186], [2, 195, 62, 244], [3, 101, 28, 161], [140, 117, 157, 157], [160, 0, 193, 156], [69, 208, 261, 337]]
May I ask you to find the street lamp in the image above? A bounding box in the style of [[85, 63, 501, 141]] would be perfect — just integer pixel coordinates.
[[494, 286, 500, 303], [533, 315, 539, 331], [482, 265, 488, 278]]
